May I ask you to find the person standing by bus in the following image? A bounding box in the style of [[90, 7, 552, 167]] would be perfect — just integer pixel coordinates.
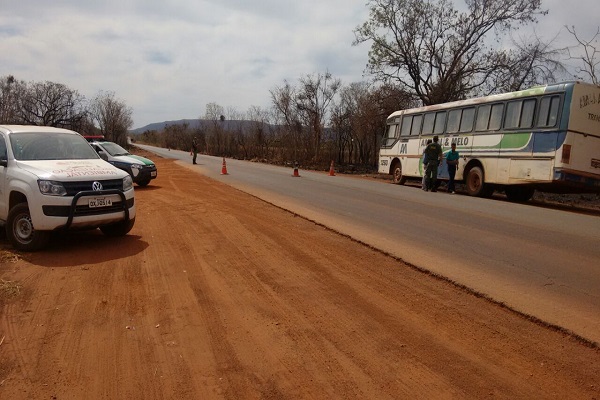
[[446, 142, 460, 194], [422, 139, 432, 190], [424, 135, 443, 191]]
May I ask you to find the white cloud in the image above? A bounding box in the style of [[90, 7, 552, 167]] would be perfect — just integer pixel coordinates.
[[0, 0, 597, 128]]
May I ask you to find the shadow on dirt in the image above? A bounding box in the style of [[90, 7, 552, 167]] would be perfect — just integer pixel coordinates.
[[5, 230, 148, 268]]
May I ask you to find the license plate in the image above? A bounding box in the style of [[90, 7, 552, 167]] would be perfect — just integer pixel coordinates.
[[89, 197, 112, 208], [151, 171, 157, 177]]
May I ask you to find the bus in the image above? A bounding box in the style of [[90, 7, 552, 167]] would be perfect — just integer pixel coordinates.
[[378, 81, 600, 201]]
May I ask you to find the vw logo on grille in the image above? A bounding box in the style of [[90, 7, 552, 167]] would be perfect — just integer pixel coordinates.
[[92, 181, 103, 191]]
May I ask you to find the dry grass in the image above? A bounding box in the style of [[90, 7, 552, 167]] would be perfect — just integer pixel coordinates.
[[0, 279, 21, 298], [0, 250, 20, 264]]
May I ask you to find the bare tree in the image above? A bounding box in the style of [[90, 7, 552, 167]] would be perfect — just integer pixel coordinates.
[[247, 105, 276, 161], [89, 91, 133, 146], [203, 103, 228, 155], [270, 81, 305, 162], [17, 80, 87, 128], [330, 81, 415, 167], [0, 75, 27, 124], [204, 102, 224, 122], [566, 26, 600, 85], [353, 0, 550, 104], [295, 71, 341, 160], [489, 32, 566, 93], [331, 82, 370, 165], [163, 123, 191, 151]]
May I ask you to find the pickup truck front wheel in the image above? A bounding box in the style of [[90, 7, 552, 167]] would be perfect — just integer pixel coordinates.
[[7, 203, 50, 251]]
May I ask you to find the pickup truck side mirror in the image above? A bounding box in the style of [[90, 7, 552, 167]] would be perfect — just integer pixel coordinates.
[[0, 158, 7, 167]]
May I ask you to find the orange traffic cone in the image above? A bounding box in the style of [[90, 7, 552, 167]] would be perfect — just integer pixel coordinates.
[[328, 160, 335, 176], [292, 162, 300, 177], [221, 157, 228, 175]]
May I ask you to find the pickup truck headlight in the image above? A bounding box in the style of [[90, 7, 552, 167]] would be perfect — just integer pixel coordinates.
[[38, 180, 67, 196], [123, 175, 133, 191]]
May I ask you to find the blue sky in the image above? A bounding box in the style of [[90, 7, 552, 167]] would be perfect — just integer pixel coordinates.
[[0, 0, 597, 129]]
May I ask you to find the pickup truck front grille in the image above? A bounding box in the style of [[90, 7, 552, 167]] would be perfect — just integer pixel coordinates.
[[62, 179, 123, 196]]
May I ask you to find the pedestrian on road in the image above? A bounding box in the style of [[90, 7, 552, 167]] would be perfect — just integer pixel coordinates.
[[424, 135, 443, 191], [446, 142, 460, 194], [422, 139, 432, 190], [192, 137, 198, 165]]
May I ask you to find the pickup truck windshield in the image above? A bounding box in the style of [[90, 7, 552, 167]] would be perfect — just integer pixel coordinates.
[[10, 132, 100, 161]]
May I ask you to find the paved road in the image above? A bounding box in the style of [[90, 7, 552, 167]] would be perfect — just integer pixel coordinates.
[[137, 144, 600, 344]]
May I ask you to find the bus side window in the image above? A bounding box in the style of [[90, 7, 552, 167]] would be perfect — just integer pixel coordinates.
[[505, 101, 521, 129], [411, 114, 423, 136], [505, 99, 536, 129], [489, 103, 503, 130], [476, 105, 491, 131], [422, 113, 435, 135], [460, 107, 475, 132], [385, 124, 398, 139], [447, 109, 461, 133], [547, 96, 560, 126], [433, 111, 446, 134], [537, 95, 560, 127], [400, 116, 412, 136], [520, 99, 536, 128]]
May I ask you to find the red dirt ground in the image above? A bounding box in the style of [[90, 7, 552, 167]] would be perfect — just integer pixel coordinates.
[[1, 151, 599, 399]]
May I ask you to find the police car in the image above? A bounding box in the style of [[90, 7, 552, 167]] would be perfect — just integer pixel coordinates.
[[88, 139, 157, 186]]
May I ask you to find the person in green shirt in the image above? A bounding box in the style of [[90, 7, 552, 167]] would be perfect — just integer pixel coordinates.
[[191, 137, 198, 164], [424, 135, 443, 192], [446, 142, 460, 194], [422, 139, 432, 190]]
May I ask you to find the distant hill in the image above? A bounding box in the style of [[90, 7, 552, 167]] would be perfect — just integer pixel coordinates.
[[129, 119, 270, 135]]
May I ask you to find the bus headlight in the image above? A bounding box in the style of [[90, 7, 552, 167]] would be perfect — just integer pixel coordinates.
[[38, 180, 67, 196]]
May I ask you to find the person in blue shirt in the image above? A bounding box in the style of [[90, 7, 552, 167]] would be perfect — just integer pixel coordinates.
[[446, 142, 460, 193]]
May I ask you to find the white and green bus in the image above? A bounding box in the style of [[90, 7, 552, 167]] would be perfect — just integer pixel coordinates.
[[378, 81, 600, 201]]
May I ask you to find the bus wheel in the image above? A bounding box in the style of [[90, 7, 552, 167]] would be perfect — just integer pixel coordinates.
[[466, 166, 493, 197], [505, 186, 534, 202], [392, 162, 406, 185]]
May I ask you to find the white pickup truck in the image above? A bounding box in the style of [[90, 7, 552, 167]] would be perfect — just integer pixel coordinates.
[[0, 125, 136, 251]]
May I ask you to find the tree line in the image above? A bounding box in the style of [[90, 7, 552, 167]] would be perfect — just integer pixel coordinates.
[[139, 78, 414, 171], [0, 76, 133, 147], [2, 0, 599, 171]]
